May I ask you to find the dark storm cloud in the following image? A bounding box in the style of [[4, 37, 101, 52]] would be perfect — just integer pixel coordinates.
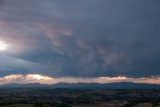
[[0, 0, 160, 77]]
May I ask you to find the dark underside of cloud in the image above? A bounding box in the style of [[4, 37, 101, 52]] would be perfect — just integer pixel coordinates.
[[0, 0, 160, 78]]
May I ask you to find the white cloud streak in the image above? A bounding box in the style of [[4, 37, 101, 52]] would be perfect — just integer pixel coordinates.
[[0, 74, 160, 85]]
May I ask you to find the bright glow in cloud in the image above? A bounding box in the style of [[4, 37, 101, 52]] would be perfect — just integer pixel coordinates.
[[0, 74, 159, 85], [0, 74, 55, 84], [0, 41, 8, 51]]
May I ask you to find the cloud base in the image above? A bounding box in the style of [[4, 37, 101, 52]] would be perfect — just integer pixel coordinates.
[[0, 74, 159, 85]]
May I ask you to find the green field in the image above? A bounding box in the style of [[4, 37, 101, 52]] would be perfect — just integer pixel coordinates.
[[2, 104, 34, 107], [2, 103, 68, 107]]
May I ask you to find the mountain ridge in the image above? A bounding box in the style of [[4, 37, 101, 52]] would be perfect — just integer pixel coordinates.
[[0, 82, 160, 89]]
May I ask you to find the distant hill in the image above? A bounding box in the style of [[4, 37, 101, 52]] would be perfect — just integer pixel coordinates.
[[0, 82, 160, 89]]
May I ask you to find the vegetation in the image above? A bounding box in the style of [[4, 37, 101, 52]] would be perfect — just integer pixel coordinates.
[[0, 88, 159, 107]]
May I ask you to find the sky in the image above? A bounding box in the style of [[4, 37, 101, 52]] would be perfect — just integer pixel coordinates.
[[0, 0, 160, 84]]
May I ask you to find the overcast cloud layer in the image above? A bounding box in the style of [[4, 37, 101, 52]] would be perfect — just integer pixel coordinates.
[[0, 0, 160, 82]]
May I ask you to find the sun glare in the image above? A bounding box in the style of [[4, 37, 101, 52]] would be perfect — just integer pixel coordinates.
[[0, 41, 8, 51]]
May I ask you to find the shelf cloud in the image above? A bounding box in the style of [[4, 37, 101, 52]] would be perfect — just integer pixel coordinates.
[[0, 0, 160, 84]]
